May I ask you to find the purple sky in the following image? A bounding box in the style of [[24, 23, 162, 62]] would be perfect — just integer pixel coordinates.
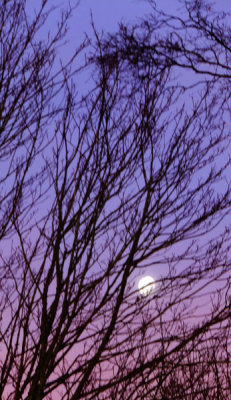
[[51, 0, 231, 68], [25, 0, 231, 285], [27, 0, 231, 35], [73, 0, 231, 38], [2, 2, 231, 397], [26, 1, 231, 66]]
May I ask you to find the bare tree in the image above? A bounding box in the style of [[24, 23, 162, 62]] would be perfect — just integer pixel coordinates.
[[1, 0, 231, 399]]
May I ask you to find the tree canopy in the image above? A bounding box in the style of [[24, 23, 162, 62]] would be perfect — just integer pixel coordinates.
[[1, 1, 231, 399]]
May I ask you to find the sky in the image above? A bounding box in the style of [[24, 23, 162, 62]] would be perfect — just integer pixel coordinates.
[[21, 0, 231, 288], [27, 0, 231, 41], [32, 0, 231, 75], [2, 1, 231, 398], [26, 0, 231, 70], [70, 0, 231, 38], [25, 0, 231, 286], [70, 0, 231, 290]]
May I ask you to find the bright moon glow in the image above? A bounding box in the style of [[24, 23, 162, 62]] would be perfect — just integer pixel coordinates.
[[138, 276, 155, 296]]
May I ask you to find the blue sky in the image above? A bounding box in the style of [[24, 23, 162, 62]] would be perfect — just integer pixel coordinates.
[[74, 0, 231, 36], [26, 0, 231, 66]]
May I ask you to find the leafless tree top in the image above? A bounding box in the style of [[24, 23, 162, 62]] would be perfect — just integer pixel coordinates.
[[1, 1, 231, 399]]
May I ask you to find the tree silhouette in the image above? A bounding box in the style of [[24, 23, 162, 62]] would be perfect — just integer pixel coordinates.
[[1, 0, 231, 399]]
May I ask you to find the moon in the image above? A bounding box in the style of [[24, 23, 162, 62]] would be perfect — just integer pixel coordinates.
[[138, 275, 155, 296]]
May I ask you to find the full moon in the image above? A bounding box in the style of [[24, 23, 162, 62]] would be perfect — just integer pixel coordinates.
[[138, 275, 155, 296]]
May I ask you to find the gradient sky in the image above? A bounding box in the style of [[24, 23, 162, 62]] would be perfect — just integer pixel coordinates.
[[26, 0, 231, 285], [2, 2, 231, 397]]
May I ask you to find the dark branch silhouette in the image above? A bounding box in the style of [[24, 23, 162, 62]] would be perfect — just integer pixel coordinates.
[[1, 1, 231, 399]]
